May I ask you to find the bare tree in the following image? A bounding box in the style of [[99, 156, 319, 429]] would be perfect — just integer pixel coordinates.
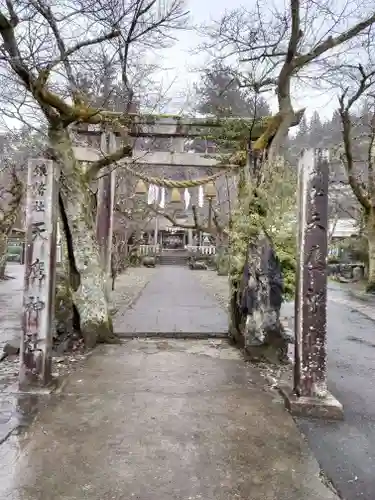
[[0, 127, 47, 278], [188, 1, 375, 360], [111, 168, 155, 287], [336, 64, 375, 290], [198, 0, 375, 159], [327, 174, 362, 246], [0, 167, 23, 278], [0, 0, 187, 347]]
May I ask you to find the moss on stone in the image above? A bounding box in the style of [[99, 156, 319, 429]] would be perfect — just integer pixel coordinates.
[[216, 252, 230, 276], [54, 267, 74, 337]]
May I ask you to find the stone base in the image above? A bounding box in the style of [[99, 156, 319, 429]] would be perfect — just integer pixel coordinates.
[[278, 382, 344, 420]]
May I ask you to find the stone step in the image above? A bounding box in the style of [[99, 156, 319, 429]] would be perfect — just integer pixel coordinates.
[[116, 332, 229, 339], [159, 254, 188, 266], [158, 249, 189, 266]]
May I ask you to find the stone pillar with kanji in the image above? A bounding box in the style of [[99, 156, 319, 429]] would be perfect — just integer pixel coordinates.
[[19, 159, 59, 390], [279, 149, 344, 420]]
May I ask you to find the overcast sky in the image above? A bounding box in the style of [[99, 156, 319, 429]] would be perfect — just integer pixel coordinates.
[[154, 0, 358, 120]]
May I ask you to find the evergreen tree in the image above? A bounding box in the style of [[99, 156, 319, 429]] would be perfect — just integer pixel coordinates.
[[294, 115, 309, 149], [309, 111, 323, 147], [194, 66, 270, 118]]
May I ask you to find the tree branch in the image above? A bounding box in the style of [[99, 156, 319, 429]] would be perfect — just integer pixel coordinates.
[[118, 0, 156, 94], [144, 201, 228, 236], [294, 13, 375, 69], [88, 145, 133, 179], [338, 75, 372, 210], [5, 0, 18, 27], [0, 166, 23, 235], [45, 31, 120, 76]]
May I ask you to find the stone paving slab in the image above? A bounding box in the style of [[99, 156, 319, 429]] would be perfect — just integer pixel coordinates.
[[0, 340, 339, 500], [115, 267, 228, 335]]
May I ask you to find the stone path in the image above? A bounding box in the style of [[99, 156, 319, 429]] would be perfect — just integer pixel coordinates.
[[115, 267, 228, 336], [0, 340, 339, 500], [0, 265, 341, 499]]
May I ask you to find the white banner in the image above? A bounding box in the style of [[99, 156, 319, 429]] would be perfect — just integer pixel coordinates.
[[198, 186, 204, 207]]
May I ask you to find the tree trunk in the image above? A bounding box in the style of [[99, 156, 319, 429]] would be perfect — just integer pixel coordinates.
[[366, 211, 375, 293], [216, 245, 229, 275], [49, 125, 119, 347], [111, 232, 128, 290], [0, 234, 8, 280], [0, 172, 23, 280]]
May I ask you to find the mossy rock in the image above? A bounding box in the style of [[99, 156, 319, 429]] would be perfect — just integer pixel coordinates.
[[216, 253, 229, 276], [54, 268, 74, 338], [189, 260, 208, 270], [244, 328, 289, 364], [187, 252, 211, 262], [143, 256, 156, 267], [206, 255, 217, 269]]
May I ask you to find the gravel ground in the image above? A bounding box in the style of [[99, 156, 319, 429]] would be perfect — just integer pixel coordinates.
[[193, 270, 230, 310]]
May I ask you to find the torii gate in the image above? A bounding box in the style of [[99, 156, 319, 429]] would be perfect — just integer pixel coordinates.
[[71, 113, 303, 285], [20, 111, 343, 420]]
